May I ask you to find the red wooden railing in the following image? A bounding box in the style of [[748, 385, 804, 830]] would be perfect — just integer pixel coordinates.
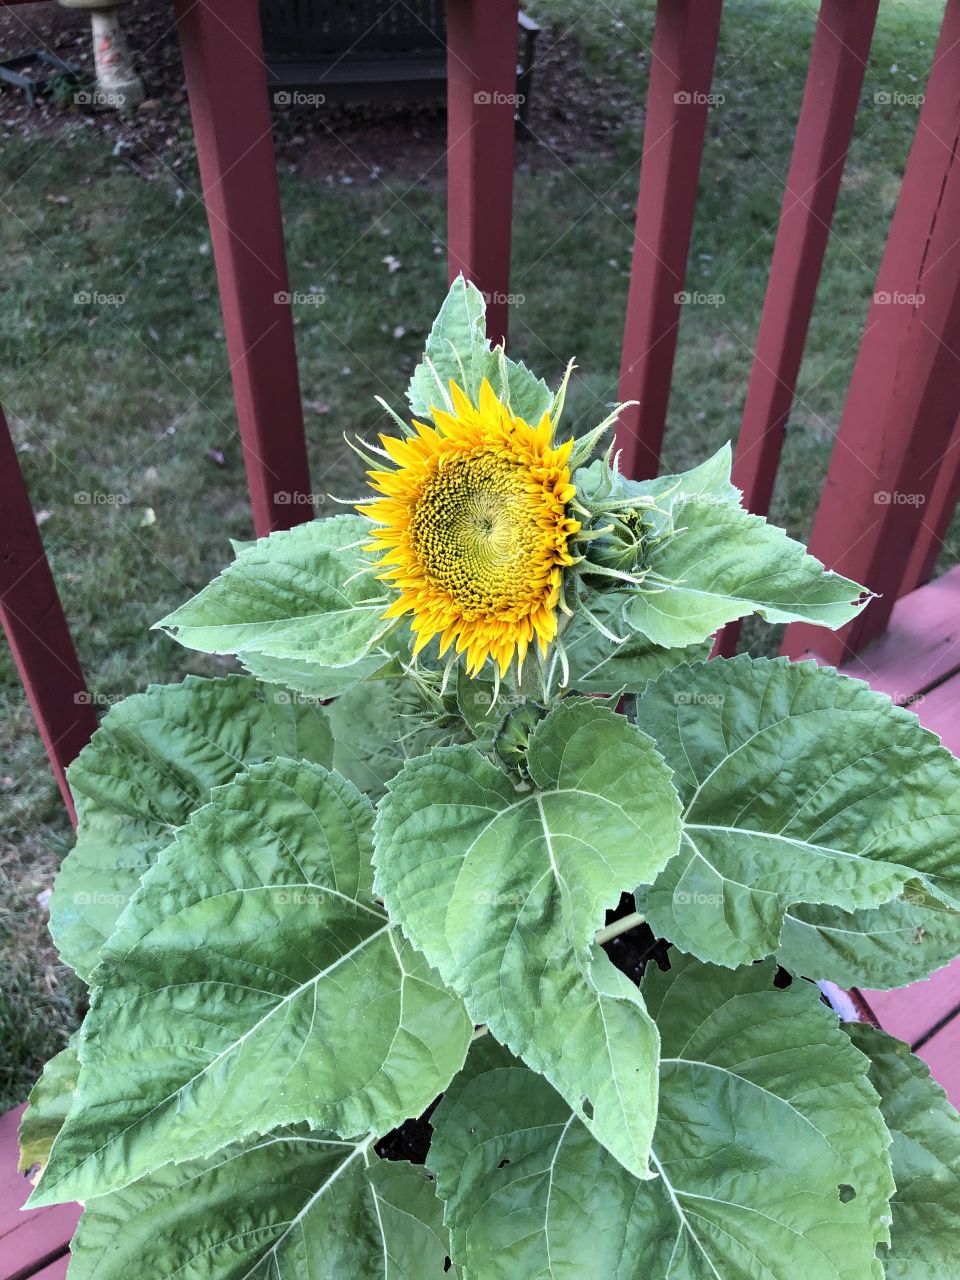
[[3, 0, 960, 813]]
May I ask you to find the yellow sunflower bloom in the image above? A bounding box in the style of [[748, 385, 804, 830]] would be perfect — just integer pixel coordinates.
[[358, 378, 581, 677]]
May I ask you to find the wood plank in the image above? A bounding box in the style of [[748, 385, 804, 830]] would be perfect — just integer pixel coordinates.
[[898, 410, 960, 598], [446, 0, 520, 347], [174, 0, 312, 538], [0, 1107, 79, 1280], [917, 1017, 960, 1108], [782, 0, 960, 664], [717, 0, 879, 657], [30, 1258, 70, 1280], [863, 958, 960, 1047], [614, 0, 724, 479], [0, 408, 96, 823], [836, 563, 960, 708]]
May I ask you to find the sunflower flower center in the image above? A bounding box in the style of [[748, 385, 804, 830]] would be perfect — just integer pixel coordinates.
[[411, 452, 545, 617]]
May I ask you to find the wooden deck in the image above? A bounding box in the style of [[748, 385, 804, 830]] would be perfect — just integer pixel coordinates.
[[840, 563, 960, 1105], [0, 1107, 77, 1280]]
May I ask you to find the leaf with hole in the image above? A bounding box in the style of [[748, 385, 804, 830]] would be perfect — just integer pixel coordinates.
[[374, 697, 682, 1180], [430, 956, 893, 1280]]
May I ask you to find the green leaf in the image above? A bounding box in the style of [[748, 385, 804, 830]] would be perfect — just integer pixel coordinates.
[[576, 443, 741, 536], [636, 657, 960, 974], [32, 760, 471, 1207], [51, 674, 333, 981], [69, 1126, 454, 1279], [329, 678, 447, 800], [374, 698, 682, 1180], [239, 647, 400, 699], [431, 957, 893, 1280], [18, 1036, 79, 1176], [557, 596, 712, 694], [156, 514, 394, 668], [848, 1024, 960, 1280], [407, 277, 550, 424], [624, 498, 868, 647], [779, 893, 960, 990]]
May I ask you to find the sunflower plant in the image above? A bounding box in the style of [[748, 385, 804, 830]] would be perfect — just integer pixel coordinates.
[[21, 279, 960, 1278]]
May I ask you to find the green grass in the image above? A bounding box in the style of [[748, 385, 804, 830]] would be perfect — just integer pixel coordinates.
[[0, 0, 947, 1106]]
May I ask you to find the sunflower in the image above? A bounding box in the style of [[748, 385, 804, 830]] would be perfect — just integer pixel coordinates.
[[359, 378, 581, 677]]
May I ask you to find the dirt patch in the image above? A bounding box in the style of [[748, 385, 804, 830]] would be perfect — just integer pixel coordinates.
[[0, 0, 640, 185]]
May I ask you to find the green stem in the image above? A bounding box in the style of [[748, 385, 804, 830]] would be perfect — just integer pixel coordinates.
[[595, 911, 645, 946]]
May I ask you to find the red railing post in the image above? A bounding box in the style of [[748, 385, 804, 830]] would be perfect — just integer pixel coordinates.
[[446, 0, 519, 348], [614, 0, 724, 479], [0, 409, 96, 824], [783, 0, 960, 664], [716, 0, 879, 657], [174, 0, 312, 537], [898, 411, 960, 598]]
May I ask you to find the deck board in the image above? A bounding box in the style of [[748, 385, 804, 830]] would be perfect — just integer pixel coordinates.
[[841, 566, 960, 1104], [0, 1105, 78, 1280]]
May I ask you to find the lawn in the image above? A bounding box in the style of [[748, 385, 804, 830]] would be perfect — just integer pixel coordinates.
[[0, 0, 947, 1107]]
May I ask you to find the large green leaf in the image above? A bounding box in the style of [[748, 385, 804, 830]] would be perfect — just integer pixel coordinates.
[[239, 647, 400, 699], [623, 499, 868, 647], [407, 276, 551, 424], [430, 957, 893, 1280], [557, 596, 711, 694], [636, 657, 960, 974], [155, 514, 394, 667], [19, 1036, 79, 1176], [51, 674, 333, 981], [374, 698, 682, 1180], [848, 1024, 960, 1280], [575, 443, 741, 537], [329, 678, 447, 800], [32, 760, 471, 1208], [779, 893, 960, 990], [69, 1126, 454, 1279]]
